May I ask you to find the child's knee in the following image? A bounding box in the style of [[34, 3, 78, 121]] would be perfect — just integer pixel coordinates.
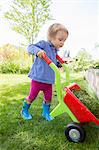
[[26, 96, 35, 103], [44, 99, 52, 104]]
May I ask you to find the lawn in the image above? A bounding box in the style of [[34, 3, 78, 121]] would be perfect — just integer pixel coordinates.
[[0, 73, 99, 150]]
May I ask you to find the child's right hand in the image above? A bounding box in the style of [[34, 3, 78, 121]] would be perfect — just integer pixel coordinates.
[[37, 50, 46, 58]]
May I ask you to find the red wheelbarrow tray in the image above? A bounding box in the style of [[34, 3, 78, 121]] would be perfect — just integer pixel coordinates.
[[42, 53, 99, 126], [64, 83, 99, 125]]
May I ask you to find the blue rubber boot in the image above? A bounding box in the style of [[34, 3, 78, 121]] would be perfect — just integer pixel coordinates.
[[42, 102, 54, 121], [21, 100, 32, 120]]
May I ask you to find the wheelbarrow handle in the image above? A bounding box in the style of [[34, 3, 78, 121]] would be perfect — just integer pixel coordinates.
[[56, 55, 65, 64], [42, 53, 52, 65], [42, 53, 66, 65]]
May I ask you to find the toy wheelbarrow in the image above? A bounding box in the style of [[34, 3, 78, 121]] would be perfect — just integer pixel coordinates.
[[42, 54, 99, 143]]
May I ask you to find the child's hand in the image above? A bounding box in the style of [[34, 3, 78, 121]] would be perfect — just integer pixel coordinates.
[[37, 50, 46, 58]]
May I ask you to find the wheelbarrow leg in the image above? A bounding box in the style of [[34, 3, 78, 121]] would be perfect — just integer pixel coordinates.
[[50, 103, 66, 118], [50, 102, 79, 123]]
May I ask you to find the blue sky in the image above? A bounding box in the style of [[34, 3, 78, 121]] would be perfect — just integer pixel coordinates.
[[0, 0, 99, 58]]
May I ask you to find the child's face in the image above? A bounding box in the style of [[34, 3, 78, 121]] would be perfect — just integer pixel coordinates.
[[51, 30, 68, 49]]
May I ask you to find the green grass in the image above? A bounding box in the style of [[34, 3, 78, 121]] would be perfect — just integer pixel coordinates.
[[0, 73, 99, 150]]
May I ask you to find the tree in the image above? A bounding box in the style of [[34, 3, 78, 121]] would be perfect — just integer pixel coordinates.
[[4, 0, 52, 44], [0, 44, 19, 62]]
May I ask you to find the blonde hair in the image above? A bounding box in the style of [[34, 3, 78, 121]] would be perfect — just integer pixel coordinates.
[[47, 23, 69, 41]]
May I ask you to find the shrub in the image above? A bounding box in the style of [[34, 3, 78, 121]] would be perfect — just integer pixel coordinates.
[[0, 62, 20, 73], [0, 61, 30, 74], [0, 44, 32, 74], [72, 50, 93, 72], [93, 60, 99, 69]]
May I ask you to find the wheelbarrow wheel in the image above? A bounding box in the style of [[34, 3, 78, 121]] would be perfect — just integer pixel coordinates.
[[65, 122, 86, 143]]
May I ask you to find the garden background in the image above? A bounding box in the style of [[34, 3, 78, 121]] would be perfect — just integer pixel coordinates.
[[0, 0, 99, 150]]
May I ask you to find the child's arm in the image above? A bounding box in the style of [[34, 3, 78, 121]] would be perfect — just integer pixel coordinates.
[[27, 40, 45, 56]]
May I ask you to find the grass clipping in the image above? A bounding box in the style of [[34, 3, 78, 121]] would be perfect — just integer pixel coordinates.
[[73, 89, 99, 118]]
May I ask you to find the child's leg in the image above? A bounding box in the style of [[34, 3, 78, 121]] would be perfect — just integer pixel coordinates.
[[42, 84, 54, 121], [21, 80, 40, 120], [43, 84, 52, 104], [26, 80, 40, 103]]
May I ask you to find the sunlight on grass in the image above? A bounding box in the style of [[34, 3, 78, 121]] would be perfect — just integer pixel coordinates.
[[0, 74, 30, 85], [0, 73, 99, 150]]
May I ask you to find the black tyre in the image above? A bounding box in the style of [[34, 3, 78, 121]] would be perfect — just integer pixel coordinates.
[[65, 122, 86, 143]]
